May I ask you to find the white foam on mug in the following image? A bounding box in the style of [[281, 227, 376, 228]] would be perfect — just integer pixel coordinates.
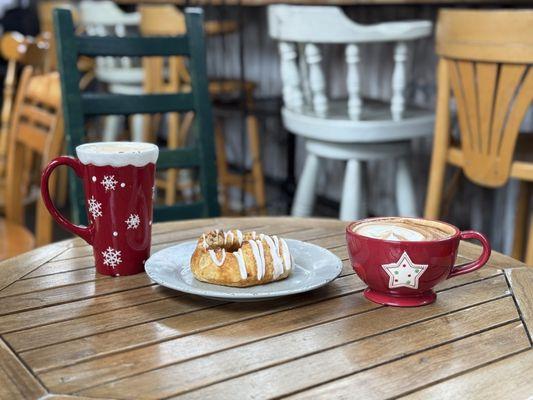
[[76, 142, 159, 167]]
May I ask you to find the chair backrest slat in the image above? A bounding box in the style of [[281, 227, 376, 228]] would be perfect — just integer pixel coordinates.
[[158, 148, 201, 169], [54, 7, 220, 224], [76, 36, 190, 57], [81, 93, 194, 115], [155, 202, 206, 221]]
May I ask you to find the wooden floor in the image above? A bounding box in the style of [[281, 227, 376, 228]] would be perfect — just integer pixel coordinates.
[[0, 217, 531, 399]]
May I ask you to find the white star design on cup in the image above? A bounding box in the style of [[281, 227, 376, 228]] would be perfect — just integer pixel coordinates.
[[382, 252, 428, 290]]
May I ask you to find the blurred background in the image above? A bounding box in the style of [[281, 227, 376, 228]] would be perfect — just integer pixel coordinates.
[[1, 0, 532, 260]]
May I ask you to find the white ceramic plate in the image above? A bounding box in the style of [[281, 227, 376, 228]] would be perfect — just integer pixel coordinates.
[[145, 239, 342, 301]]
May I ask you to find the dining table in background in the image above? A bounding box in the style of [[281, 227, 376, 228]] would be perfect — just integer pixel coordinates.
[[0, 217, 532, 399]]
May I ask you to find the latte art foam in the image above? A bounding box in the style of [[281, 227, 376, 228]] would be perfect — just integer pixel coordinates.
[[352, 218, 454, 241]]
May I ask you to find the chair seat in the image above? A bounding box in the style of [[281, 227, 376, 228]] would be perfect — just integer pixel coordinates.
[[0, 218, 35, 261], [95, 67, 144, 85], [282, 99, 435, 143]]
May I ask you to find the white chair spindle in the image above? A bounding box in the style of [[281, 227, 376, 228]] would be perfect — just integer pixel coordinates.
[[345, 44, 362, 120], [391, 41, 408, 121], [305, 43, 328, 116], [279, 42, 303, 112], [115, 24, 132, 68]]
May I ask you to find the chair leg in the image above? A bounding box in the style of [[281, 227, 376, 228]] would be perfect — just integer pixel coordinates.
[[513, 181, 530, 260], [214, 119, 230, 215], [340, 159, 362, 221], [292, 152, 320, 217], [396, 157, 417, 217], [246, 115, 266, 214], [424, 59, 451, 220], [525, 211, 533, 266], [102, 115, 122, 141], [164, 112, 180, 206]]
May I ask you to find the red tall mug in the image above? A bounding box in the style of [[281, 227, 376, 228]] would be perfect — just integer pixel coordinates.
[[41, 142, 159, 276]]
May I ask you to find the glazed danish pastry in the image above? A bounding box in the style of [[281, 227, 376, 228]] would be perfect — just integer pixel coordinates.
[[190, 229, 293, 287]]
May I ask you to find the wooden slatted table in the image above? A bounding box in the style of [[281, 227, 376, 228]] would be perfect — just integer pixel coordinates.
[[1, 217, 532, 399]]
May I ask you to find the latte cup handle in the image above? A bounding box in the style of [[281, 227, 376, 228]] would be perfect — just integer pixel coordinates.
[[41, 156, 94, 245], [448, 231, 491, 279]]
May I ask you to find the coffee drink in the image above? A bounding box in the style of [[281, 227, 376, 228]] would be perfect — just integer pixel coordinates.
[[351, 217, 455, 241]]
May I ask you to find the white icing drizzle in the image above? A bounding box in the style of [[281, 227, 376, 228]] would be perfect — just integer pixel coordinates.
[[263, 235, 284, 278], [257, 240, 265, 279], [248, 240, 262, 279], [208, 249, 226, 267], [224, 230, 234, 244], [201, 234, 208, 249], [252, 231, 256, 240], [280, 238, 292, 272], [236, 229, 243, 245], [233, 248, 247, 279], [249, 239, 266, 280]]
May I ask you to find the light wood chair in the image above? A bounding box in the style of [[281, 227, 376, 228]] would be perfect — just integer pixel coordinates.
[[0, 32, 49, 208], [268, 5, 434, 220], [140, 5, 266, 214], [424, 9, 533, 262], [1, 67, 64, 260]]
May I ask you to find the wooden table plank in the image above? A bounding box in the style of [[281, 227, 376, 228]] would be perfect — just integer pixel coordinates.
[[0, 285, 178, 335], [506, 268, 533, 339], [7, 296, 222, 352], [0, 273, 155, 316], [0, 269, 106, 299], [38, 275, 507, 394], [80, 289, 517, 399], [287, 322, 529, 400], [0, 241, 72, 292], [401, 349, 533, 399], [0, 338, 46, 400]]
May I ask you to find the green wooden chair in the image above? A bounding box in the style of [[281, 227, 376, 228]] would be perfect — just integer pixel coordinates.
[[53, 7, 220, 225]]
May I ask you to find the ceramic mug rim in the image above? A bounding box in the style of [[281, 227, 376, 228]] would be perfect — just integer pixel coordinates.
[[346, 217, 461, 245]]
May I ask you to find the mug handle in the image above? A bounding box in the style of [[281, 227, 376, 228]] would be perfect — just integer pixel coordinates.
[[448, 230, 491, 278], [41, 156, 94, 244]]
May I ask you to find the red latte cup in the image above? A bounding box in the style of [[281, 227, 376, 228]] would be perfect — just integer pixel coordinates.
[[346, 217, 491, 307], [41, 142, 158, 276]]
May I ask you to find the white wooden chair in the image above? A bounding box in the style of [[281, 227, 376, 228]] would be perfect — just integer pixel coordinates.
[[268, 5, 434, 220], [79, 0, 144, 141]]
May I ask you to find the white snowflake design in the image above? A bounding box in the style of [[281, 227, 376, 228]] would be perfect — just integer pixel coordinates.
[[87, 196, 102, 219], [102, 247, 122, 268], [100, 175, 118, 192], [125, 213, 141, 230]]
